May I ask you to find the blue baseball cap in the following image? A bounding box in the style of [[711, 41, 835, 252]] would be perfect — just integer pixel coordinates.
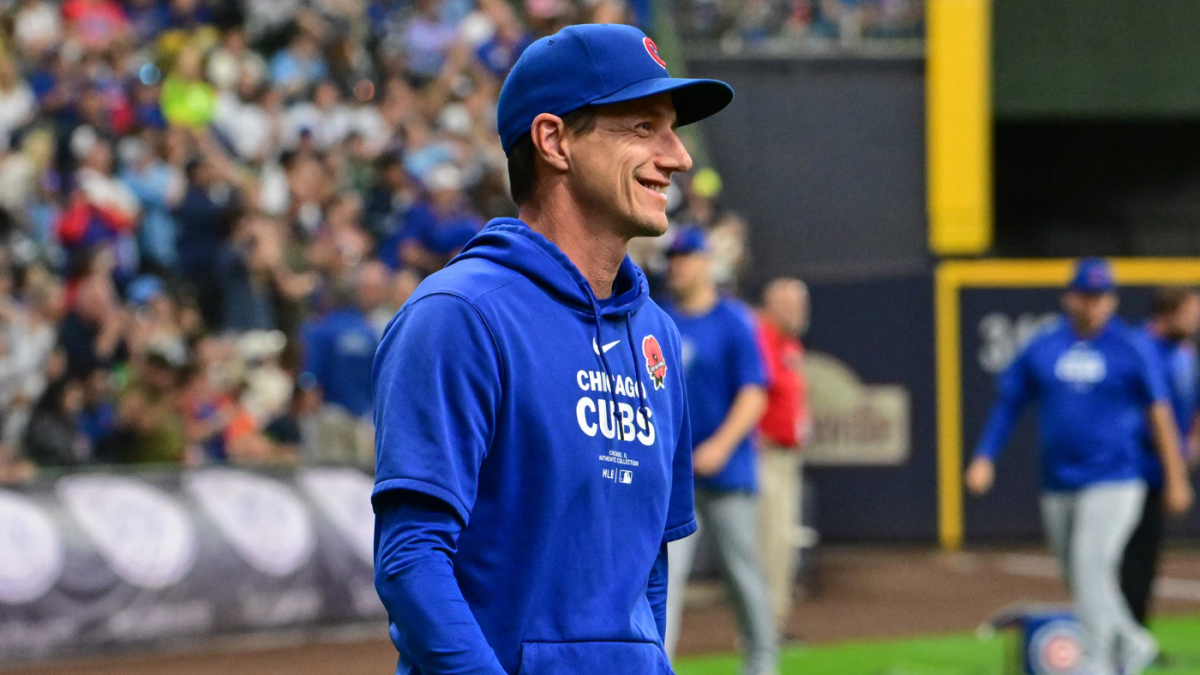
[[496, 24, 734, 154], [126, 274, 166, 306], [1068, 257, 1116, 294], [666, 225, 709, 257]]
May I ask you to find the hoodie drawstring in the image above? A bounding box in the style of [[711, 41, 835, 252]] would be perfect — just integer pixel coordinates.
[[592, 303, 625, 441], [625, 312, 650, 418]]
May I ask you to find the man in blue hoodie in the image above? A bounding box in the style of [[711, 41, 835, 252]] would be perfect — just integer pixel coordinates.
[[661, 226, 775, 675], [965, 258, 1194, 675], [371, 24, 734, 675]]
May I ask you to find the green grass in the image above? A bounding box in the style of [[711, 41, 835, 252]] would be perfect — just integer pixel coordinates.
[[674, 615, 1200, 675]]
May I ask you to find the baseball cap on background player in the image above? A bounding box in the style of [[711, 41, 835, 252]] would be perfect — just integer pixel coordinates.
[[1068, 257, 1116, 294], [496, 23, 734, 154], [666, 225, 709, 257]]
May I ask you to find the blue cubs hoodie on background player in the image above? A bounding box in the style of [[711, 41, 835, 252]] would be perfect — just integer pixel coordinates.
[[1138, 328, 1197, 490], [664, 297, 765, 493], [974, 316, 1169, 491], [373, 217, 696, 674]]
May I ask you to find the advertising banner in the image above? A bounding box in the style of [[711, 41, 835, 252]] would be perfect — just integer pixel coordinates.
[[0, 466, 384, 663]]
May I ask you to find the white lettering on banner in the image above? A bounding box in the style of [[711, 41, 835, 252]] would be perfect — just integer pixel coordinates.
[[57, 475, 198, 589], [0, 617, 78, 655], [576, 396, 655, 446], [978, 312, 1058, 373], [105, 601, 214, 639], [352, 582, 387, 617], [296, 468, 375, 566], [240, 588, 322, 626], [0, 490, 64, 604], [185, 469, 315, 578]]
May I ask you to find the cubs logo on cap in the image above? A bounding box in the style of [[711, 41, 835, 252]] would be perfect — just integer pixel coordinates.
[[643, 335, 667, 390], [1067, 257, 1115, 294], [643, 37, 667, 69]]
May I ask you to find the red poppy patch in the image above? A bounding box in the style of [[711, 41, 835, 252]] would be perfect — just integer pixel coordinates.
[[642, 335, 667, 390]]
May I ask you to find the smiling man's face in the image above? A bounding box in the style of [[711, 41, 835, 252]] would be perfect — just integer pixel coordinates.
[[565, 94, 692, 239]]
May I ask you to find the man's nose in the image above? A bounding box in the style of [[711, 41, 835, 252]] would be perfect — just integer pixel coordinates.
[[659, 128, 693, 174]]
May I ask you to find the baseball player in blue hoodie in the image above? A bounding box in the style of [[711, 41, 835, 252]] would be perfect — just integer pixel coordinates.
[[965, 258, 1194, 675], [371, 24, 733, 675]]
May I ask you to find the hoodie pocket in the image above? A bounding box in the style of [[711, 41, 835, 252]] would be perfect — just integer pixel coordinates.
[[517, 640, 669, 675]]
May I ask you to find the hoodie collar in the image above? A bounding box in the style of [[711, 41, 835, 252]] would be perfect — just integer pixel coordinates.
[[450, 217, 649, 319]]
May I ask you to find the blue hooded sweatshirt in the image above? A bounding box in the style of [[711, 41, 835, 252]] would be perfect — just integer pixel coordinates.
[[372, 218, 696, 675], [973, 316, 1168, 491]]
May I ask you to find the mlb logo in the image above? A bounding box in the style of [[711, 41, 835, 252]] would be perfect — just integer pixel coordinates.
[[618, 470, 633, 484]]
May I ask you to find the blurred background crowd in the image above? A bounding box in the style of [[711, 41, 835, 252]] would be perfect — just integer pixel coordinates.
[[0, 0, 762, 482]]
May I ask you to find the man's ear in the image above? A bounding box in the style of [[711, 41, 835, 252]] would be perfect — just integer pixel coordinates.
[[530, 113, 570, 172]]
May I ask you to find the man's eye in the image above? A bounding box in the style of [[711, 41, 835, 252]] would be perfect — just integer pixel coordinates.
[[637, 122, 652, 131]]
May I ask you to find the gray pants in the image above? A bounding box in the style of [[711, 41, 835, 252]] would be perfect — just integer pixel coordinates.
[[1041, 481, 1155, 675], [665, 489, 778, 675]]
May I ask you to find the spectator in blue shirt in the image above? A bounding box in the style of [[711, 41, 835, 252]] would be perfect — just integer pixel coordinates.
[[380, 162, 483, 275], [662, 226, 776, 675], [268, 31, 329, 96], [118, 133, 184, 273], [965, 258, 1194, 675], [1121, 287, 1200, 627], [474, 1, 532, 79], [301, 268, 384, 466]]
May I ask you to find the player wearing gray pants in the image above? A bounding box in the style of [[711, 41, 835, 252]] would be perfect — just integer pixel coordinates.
[[665, 489, 778, 675], [966, 260, 1194, 675], [1041, 481, 1157, 675]]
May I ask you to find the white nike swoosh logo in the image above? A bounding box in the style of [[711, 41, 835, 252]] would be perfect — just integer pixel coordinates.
[[592, 339, 621, 354]]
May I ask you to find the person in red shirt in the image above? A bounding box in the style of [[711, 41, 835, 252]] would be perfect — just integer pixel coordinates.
[[756, 277, 812, 634], [61, 0, 129, 52]]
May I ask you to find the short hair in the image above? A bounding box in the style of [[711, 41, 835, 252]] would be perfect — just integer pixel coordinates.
[[761, 277, 807, 306], [506, 107, 598, 206], [1151, 286, 1198, 318]]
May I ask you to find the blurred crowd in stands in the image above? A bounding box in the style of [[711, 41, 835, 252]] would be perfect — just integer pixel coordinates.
[[674, 0, 923, 45], [0, 0, 754, 482]]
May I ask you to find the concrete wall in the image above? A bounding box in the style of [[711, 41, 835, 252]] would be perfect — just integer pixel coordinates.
[[686, 55, 929, 291]]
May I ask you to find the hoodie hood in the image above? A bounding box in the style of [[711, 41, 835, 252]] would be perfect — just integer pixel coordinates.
[[451, 217, 649, 319]]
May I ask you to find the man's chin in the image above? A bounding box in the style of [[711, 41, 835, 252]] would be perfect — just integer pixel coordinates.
[[623, 213, 669, 239]]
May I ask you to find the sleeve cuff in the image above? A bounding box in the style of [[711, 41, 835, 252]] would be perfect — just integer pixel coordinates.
[[663, 518, 698, 544], [373, 477, 471, 526]]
